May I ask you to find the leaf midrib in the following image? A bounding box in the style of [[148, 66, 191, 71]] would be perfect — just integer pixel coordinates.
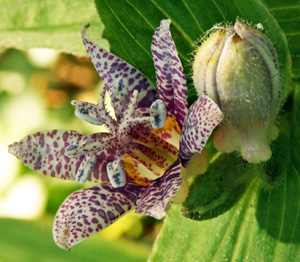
[[103, 0, 153, 61], [150, 0, 194, 46], [230, 179, 259, 261]]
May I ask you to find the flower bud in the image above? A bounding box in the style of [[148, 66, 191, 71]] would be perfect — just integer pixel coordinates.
[[193, 21, 281, 163]]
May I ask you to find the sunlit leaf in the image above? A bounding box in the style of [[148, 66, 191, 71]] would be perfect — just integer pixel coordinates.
[[95, 0, 294, 104], [0, 0, 108, 55], [94, 1, 299, 261], [148, 85, 300, 262]]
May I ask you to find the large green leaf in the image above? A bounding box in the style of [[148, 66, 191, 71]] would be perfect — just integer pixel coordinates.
[[94, 1, 300, 261], [263, 0, 300, 78], [182, 154, 257, 220], [94, 0, 295, 104], [149, 86, 300, 261], [0, 218, 148, 262], [0, 0, 108, 55]]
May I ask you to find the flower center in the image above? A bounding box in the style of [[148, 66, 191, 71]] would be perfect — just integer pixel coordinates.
[[65, 79, 172, 188]]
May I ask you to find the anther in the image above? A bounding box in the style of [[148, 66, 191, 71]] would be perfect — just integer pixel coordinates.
[[150, 99, 167, 129], [72, 100, 104, 126], [107, 161, 126, 188], [111, 78, 129, 109], [75, 154, 97, 184]]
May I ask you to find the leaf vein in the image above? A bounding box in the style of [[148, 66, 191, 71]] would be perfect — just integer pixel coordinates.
[[269, 5, 300, 11], [150, 0, 194, 46], [211, 0, 226, 21], [180, 0, 204, 33], [103, 0, 152, 61], [290, 151, 300, 242], [273, 171, 287, 257], [229, 179, 259, 261], [125, 0, 156, 30]]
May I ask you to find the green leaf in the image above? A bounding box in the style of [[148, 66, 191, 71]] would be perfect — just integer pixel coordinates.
[[148, 85, 300, 262], [94, 0, 164, 84], [182, 123, 293, 221], [0, 218, 149, 262], [263, 0, 300, 78], [94, 1, 299, 261], [94, 0, 293, 104], [0, 0, 108, 55], [182, 154, 256, 220]]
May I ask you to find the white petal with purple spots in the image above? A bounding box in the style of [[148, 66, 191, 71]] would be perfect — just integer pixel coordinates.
[[151, 19, 188, 129], [8, 130, 85, 181], [53, 183, 141, 250], [135, 158, 182, 219], [81, 24, 157, 110], [180, 96, 223, 166]]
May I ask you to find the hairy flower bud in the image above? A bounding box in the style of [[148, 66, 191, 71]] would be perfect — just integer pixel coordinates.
[[193, 21, 281, 163]]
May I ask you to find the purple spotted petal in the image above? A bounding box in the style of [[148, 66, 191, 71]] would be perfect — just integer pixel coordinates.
[[131, 124, 178, 158], [151, 19, 188, 129], [92, 148, 118, 182], [135, 158, 182, 219], [8, 130, 118, 182], [53, 182, 141, 250], [180, 96, 223, 166], [8, 130, 85, 180], [81, 24, 157, 110], [128, 143, 175, 172]]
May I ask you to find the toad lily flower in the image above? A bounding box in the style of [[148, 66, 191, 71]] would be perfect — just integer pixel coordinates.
[[8, 19, 223, 250]]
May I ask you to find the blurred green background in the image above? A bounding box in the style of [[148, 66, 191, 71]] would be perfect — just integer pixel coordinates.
[[0, 48, 160, 262]]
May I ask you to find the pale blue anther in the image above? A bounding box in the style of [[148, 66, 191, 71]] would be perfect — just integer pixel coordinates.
[[75, 154, 97, 184], [107, 161, 126, 188], [111, 78, 129, 108], [74, 106, 103, 126], [150, 99, 167, 129], [64, 144, 79, 156]]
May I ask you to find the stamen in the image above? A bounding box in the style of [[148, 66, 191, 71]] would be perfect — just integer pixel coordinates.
[[74, 105, 104, 126], [150, 99, 167, 129], [135, 107, 150, 117], [117, 89, 140, 135], [111, 78, 129, 109], [65, 143, 80, 157], [65, 141, 97, 157], [71, 99, 118, 132], [75, 154, 97, 184], [126, 90, 139, 118], [65, 134, 114, 157], [128, 116, 151, 125], [107, 161, 126, 188]]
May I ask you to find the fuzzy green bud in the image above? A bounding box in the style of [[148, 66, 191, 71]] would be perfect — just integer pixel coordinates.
[[193, 21, 281, 163]]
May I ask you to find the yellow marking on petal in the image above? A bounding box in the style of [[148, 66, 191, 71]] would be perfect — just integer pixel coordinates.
[[151, 117, 181, 149], [152, 116, 181, 135], [123, 154, 157, 186], [145, 147, 177, 170]]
